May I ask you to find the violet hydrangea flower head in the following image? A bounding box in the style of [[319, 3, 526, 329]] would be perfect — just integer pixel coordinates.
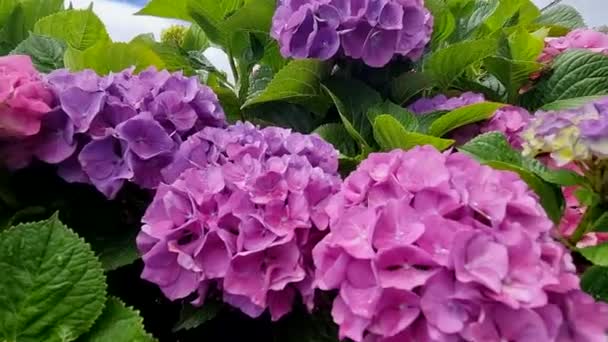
[[0, 66, 226, 198], [522, 97, 608, 166], [313, 146, 608, 341], [407, 91, 485, 115], [138, 122, 341, 320], [271, 0, 433, 67], [0, 55, 55, 138], [540, 29, 608, 63]]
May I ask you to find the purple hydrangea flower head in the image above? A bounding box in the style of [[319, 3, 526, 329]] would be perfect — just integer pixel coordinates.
[[313, 146, 608, 341], [138, 122, 341, 320], [540, 29, 608, 63], [0, 66, 226, 198], [408, 92, 530, 148], [522, 97, 608, 166], [408, 92, 485, 115], [271, 0, 433, 67]]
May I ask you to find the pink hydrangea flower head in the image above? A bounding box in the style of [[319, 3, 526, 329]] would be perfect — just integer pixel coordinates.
[[480, 106, 532, 149], [540, 29, 608, 63], [138, 122, 341, 320], [271, 0, 433, 67], [0, 55, 54, 138], [313, 146, 608, 341]]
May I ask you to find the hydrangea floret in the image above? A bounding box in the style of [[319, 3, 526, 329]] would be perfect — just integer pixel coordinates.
[[540, 29, 608, 63], [137, 122, 342, 320], [271, 0, 433, 67], [313, 146, 608, 341], [1, 66, 226, 198]]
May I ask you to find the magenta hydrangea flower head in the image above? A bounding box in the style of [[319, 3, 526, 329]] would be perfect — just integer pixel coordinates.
[[271, 0, 433, 67], [407, 92, 485, 115], [540, 29, 608, 63], [0, 55, 55, 138], [0, 66, 226, 198], [313, 146, 608, 342], [137, 122, 341, 320]]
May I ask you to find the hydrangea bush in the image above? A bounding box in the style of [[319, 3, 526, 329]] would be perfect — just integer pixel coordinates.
[[2, 0, 608, 341]]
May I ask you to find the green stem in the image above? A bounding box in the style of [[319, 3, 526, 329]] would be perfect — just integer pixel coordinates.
[[228, 54, 239, 86]]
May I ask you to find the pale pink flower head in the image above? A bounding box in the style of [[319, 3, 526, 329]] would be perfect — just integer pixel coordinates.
[[540, 29, 608, 63], [0, 55, 54, 138], [313, 146, 608, 341]]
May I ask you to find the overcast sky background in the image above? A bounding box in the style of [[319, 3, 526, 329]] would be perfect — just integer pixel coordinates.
[[66, 0, 606, 75]]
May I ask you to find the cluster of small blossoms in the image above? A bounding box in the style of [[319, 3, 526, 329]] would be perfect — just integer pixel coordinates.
[[313, 146, 608, 341], [408, 92, 531, 147], [271, 0, 433, 67], [521, 98, 608, 167], [137, 122, 342, 320], [0, 55, 54, 138], [540, 29, 608, 63], [1, 66, 226, 198]]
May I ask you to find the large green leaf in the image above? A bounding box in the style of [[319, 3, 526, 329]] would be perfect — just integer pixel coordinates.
[[245, 102, 318, 133], [424, 38, 497, 88], [136, 0, 190, 20], [459, 133, 565, 223], [581, 266, 608, 302], [0, 215, 106, 342], [425, 0, 455, 49], [367, 100, 419, 132], [186, 0, 245, 45], [173, 301, 222, 332], [484, 57, 541, 103], [541, 95, 608, 111], [33, 9, 109, 51], [374, 115, 454, 151], [10, 33, 65, 72], [428, 102, 505, 137], [243, 59, 330, 111], [390, 72, 432, 105], [507, 27, 544, 62], [323, 78, 382, 148], [64, 41, 165, 74], [181, 24, 209, 51], [483, 0, 540, 32], [314, 123, 359, 157], [526, 50, 608, 107], [77, 297, 155, 342], [580, 244, 608, 267], [536, 4, 585, 30], [0, 0, 63, 53]]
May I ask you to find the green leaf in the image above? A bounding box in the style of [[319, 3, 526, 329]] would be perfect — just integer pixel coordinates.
[[484, 57, 541, 103], [367, 100, 418, 131], [186, 0, 245, 46], [580, 244, 608, 267], [541, 95, 608, 110], [33, 9, 110, 51], [390, 72, 432, 105], [0, 215, 106, 342], [323, 78, 382, 148], [64, 41, 165, 74], [374, 115, 455, 151], [507, 27, 544, 62], [10, 33, 66, 72], [581, 266, 608, 302], [591, 212, 608, 233], [136, 0, 190, 21], [173, 301, 222, 332], [314, 123, 359, 157], [243, 59, 330, 112], [525, 50, 608, 107], [245, 102, 318, 133], [425, 0, 455, 49], [220, 0, 274, 38], [181, 24, 209, 51], [428, 102, 504, 137], [462, 0, 500, 38], [131, 39, 195, 75], [212, 86, 241, 123], [0, 0, 63, 53], [95, 229, 140, 272], [483, 0, 540, 32], [536, 4, 585, 30], [459, 133, 565, 223], [77, 297, 155, 342], [424, 38, 497, 88]]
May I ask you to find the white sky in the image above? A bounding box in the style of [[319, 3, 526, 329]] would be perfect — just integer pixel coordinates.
[[67, 0, 605, 77]]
